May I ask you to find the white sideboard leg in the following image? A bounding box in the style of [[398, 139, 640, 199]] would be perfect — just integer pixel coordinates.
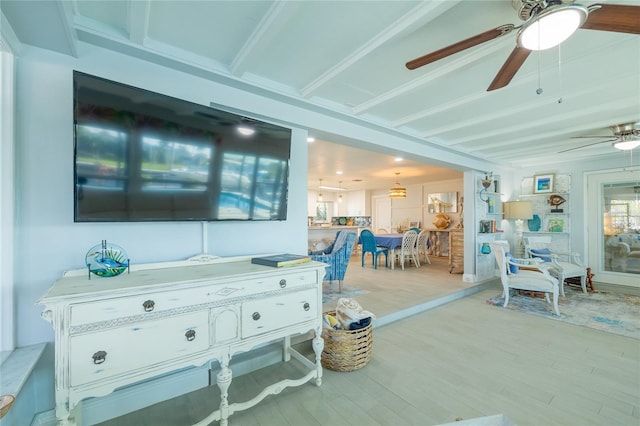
[[56, 391, 75, 426], [283, 335, 291, 362], [312, 325, 324, 386], [217, 353, 233, 426]]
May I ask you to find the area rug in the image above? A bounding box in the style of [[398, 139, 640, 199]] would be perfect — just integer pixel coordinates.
[[486, 289, 640, 340], [322, 283, 369, 305]]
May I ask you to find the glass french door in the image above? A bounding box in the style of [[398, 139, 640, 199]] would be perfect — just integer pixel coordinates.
[[587, 168, 640, 287]]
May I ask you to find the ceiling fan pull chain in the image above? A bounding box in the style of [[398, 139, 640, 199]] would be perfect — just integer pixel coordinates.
[[536, 27, 543, 95], [557, 44, 563, 104], [536, 48, 543, 95]]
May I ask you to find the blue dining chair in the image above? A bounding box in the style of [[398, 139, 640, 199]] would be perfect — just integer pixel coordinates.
[[360, 229, 388, 269]]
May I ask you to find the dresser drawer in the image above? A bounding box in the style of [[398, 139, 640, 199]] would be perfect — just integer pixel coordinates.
[[69, 286, 210, 327], [69, 270, 318, 327], [232, 270, 318, 294], [241, 288, 318, 338], [69, 311, 209, 387]]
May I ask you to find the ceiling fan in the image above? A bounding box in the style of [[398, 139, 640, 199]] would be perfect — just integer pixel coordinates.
[[406, 0, 640, 91], [559, 122, 640, 152]]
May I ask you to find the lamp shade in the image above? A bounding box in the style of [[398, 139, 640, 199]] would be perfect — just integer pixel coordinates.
[[389, 173, 406, 199], [389, 185, 406, 199], [504, 201, 533, 220]]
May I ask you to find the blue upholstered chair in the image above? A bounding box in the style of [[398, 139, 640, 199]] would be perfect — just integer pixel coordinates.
[[360, 229, 388, 269], [309, 230, 356, 293]]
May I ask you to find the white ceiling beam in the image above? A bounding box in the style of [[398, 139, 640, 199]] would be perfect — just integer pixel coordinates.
[[301, 1, 461, 98], [230, 1, 288, 77], [352, 35, 513, 115], [451, 95, 639, 150], [422, 73, 639, 146], [393, 36, 638, 129], [128, 0, 150, 45]]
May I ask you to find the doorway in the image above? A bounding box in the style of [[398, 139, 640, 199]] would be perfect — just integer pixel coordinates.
[[586, 168, 640, 287], [373, 195, 391, 232]]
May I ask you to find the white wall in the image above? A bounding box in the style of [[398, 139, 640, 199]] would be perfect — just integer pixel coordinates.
[[14, 46, 310, 346]]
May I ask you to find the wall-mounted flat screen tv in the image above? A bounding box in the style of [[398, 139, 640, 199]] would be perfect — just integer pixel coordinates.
[[74, 71, 291, 222]]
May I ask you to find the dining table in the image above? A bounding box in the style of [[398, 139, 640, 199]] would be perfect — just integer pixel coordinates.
[[372, 233, 405, 270]]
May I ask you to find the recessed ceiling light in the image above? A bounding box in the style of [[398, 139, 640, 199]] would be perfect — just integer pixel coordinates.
[[395, 157, 403, 162], [336, 170, 343, 175], [307, 137, 315, 143]]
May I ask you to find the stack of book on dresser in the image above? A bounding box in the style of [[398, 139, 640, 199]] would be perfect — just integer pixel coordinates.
[[251, 254, 311, 268]]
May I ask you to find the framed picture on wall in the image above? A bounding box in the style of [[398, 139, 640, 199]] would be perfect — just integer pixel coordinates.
[[409, 221, 420, 228], [533, 174, 554, 194]]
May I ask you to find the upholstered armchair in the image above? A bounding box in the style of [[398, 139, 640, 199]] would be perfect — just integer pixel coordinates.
[[523, 236, 587, 295], [492, 241, 560, 316], [309, 230, 356, 293]]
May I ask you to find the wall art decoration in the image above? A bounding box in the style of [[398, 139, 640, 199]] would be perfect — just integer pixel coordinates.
[[533, 173, 555, 194]]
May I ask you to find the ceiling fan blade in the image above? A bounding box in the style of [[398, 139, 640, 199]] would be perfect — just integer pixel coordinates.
[[487, 47, 531, 91], [406, 25, 515, 70], [571, 135, 612, 138], [558, 138, 617, 153], [582, 4, 640, 34]]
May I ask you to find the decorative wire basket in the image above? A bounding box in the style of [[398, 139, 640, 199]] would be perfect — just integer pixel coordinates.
[[321, 311, 373, 372]]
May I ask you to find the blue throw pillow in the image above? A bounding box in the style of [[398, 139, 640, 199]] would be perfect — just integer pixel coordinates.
[[530, 248, 552, 262], [505, 252, 518, 274]]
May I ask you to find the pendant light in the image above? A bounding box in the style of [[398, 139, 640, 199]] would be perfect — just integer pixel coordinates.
[[317, 178, 323, 202], [338, 181, 343, 203], [389, 173, 406, 199]]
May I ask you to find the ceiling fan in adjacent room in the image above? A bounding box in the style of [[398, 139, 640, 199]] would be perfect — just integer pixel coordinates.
[[559, 122, 640, 152], [406, 0, 640, 91]]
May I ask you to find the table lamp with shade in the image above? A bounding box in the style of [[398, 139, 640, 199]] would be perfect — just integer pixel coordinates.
[[503, 200, 533, 257]]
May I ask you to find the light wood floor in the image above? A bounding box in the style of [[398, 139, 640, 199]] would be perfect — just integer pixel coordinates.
[[98, 256, 640, 426], [323, 253, 478, 320]]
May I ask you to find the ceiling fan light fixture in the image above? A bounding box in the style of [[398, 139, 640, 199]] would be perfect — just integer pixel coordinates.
[[613, 135, 640, 151], [517, 4, 588, 51]]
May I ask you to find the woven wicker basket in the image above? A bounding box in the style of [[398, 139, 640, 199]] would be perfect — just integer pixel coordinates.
[[0, 395, 15, 419], [321, 311, 373, 372]]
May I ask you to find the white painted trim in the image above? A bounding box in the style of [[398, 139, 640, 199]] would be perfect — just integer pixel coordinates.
[[0, 50, 15, 352]]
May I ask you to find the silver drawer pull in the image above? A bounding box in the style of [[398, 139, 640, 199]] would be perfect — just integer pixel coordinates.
[[279, 279, 286, 288], [185, 329, 196, 341], [252, 312, 261, 321], [92, 350, 107, 365], [303, 302, 310, 311], [142, 300, 155, 312]]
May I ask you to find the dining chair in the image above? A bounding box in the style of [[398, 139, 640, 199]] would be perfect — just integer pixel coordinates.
[[376, 228, 388, 234], [492, 240, 560, 316], [360, 229, 389, 269], [416, 230, 431, 266], [394, 230, 419, 270], [523, 236, 587, 295]]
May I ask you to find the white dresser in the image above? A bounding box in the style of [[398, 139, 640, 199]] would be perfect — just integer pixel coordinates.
[[38, 258, 326, 425]]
